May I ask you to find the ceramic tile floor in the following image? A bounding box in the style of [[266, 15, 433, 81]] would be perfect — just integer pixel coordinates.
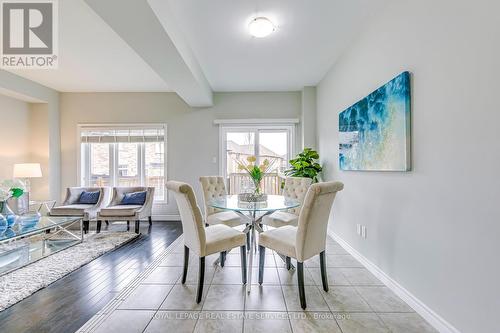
[[78, 236, 438, 333]]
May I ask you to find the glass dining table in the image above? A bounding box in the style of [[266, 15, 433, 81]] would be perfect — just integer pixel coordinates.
[[208, 194, 300, 293]]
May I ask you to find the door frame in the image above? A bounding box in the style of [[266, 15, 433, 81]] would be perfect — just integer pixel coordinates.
[[218, 122, 297, 181]]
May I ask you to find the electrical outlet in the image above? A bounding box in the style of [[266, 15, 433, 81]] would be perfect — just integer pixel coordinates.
[[356, 224, 361, 235], [361, 225, 367, 239]]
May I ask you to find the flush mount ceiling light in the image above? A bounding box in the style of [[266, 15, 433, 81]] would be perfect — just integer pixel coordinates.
[[248, 17, 275, 38]]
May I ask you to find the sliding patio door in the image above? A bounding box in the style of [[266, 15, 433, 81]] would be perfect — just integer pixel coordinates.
[[220, 124, 295, 195]]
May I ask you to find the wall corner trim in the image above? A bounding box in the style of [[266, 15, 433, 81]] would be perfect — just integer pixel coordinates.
[[327, 229, 461, 333]]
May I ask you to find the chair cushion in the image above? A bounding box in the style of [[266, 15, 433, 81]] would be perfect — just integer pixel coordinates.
[[99, 205, 142, 217], [50, 204, 94, 216], [120, 191, 147, 205], [259, 226, 297, 259], [204, 224, 246, 256], [206, 211, 244, 227], [262, 211, 298, 228], [78, 191, 100, 204]]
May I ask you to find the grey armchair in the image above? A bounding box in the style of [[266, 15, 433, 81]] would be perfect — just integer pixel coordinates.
[[49, 187, 109, 233], [97, 187, 155, 234]]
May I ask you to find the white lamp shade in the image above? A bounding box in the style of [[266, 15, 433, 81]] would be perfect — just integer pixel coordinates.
[[13, 163, 42, 178]]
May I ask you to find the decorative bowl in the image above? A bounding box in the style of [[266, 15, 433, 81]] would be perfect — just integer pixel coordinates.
[[18, 213, 41, 228], [6, 214, 17, 227], [238, 193, 267, 203]]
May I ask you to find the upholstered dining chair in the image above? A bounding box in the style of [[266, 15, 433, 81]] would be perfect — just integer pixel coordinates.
[[199, 176, 244, 227], [49, 187, 109, 233], [262, 176, 312, 229], [258, 181, 344, 309], [167, 181, 247, 303], [97, 187, 154, 234], [199, 176, 247, 266]]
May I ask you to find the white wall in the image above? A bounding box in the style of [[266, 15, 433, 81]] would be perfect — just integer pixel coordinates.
[[301, 87, 317, 149], [60, 91, 301, 217], [317, 1, 500, 332], [0, 70, 60, 201], [0, 95, 31, 179], [29, 104, 50, 200]]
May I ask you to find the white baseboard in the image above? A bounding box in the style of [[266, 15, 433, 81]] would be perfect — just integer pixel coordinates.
[[327, 230, 460, 333], [152, 214, 180, 221]]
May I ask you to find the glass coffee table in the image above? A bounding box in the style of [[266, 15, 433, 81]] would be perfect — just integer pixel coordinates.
[[209, 194, 300, 293], [0, 216, 83, 276]]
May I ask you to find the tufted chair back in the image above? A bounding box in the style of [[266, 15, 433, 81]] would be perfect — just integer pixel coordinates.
[[295, 181, 344, 262], [282, 177, 313, 215], [167, 181, 207, 256], [199, 176, 228, 217]]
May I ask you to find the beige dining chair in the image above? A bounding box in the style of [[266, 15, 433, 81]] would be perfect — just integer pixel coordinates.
[[167, 181, 247, 303], [199, 176, 244, 227], [199, 176, 247, 265], [262, 176, 312, 229], [258, 181, 344, 309]]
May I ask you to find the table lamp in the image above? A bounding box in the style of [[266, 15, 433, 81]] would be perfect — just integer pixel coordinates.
[[13, 163, 42, 194]]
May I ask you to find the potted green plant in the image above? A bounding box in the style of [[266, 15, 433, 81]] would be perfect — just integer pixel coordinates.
[[284, 148, 323, 183]]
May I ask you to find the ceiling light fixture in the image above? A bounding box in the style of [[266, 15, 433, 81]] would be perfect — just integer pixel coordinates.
[[248, 17, 275, 38]]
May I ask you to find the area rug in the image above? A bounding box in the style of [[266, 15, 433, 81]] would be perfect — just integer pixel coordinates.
[[0, 231, 139, 311]]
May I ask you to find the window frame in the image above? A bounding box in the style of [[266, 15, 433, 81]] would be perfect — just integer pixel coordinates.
[[218, 121, 297, 181], [77, 123, 168, 204]]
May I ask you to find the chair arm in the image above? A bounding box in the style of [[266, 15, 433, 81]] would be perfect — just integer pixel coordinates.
[[137, 187, 155, 217]]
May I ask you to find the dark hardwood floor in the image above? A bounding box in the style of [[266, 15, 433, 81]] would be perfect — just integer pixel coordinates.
[[0, 221, 183, 333]]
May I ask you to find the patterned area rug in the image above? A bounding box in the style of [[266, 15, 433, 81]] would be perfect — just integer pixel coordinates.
[[0, 231, 139, 311]]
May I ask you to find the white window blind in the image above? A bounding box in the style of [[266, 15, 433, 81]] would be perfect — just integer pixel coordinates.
[[79, 125, 167, 202], [80, 128, 165, 143]]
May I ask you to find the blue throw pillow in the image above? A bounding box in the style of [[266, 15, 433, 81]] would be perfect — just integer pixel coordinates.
[[78, 191, 100, 204], [121, 191, 147, 205]]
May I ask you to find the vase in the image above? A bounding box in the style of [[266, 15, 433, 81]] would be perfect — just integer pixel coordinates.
[[0, 201, 17, 227], [252, 179, 262, 195], [0, 214, 7, 234]]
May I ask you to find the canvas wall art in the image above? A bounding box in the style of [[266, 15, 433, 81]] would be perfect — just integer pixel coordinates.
[[339, 71, 411, 171]]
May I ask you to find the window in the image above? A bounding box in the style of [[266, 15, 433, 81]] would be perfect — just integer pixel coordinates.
[[219, 122, 296, 195], [79, 125, 166, 201]]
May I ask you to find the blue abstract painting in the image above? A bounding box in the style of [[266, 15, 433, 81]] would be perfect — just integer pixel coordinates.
[[339, 72, 411, 171]]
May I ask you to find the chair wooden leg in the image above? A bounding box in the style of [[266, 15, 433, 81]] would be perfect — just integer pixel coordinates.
[[105, 220, 109, 225], [148, 216, 152, 225], [83, 220, 89, 234], [134, 220, 140, 234], [319, 251, 329, 292], [127, 221, 130, 231], [297, 262, 307, 309], [258, 246, 266, 285], [220, 251, 227, 267], [96, 220, 102, 233], [286, 256, 291, 270], [240, 245, 247, 284], [197, 257, 205, 303], [182, 246, 189, 284], [246, 228, 250, 250]]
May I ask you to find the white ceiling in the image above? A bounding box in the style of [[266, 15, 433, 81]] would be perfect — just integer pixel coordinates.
[[6, 0, 169, 92], [4, 0, 388, 94], [164, 0, 388, 91]]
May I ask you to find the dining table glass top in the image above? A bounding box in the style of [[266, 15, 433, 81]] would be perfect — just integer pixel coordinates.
[[208, 194, 300, 212]]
